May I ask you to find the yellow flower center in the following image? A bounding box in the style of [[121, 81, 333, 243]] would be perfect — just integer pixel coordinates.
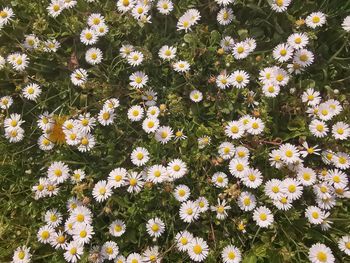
[[280, 49, 287, 56], [288, 185, 296, 193], [217, 206, 225, 213], [136, 152, 144, 160], [217, 176, 223, 183], [85, 32, 92, 40], [99, 187, 106, 195], [76, 214, 84, 222], [236, 164, 244, 171], [237, 46, 244, 54], [337, 128, 344, 135], [80, 230, 87, 238], [231, 126, 239, 133], [178, 189, 186, 196], [259, 213, 267, 221], [312, 16, 320, 23], [312, 211, 319, 219], [81, 137, 89, 145], [180, 237, 188, 245], [122, 0, 129, 6], [272, 186, 279, 193], [70, 248, 77, 255], [243, 198, 251, 206], [151, 224, 159, 232], [53, 5, 60, 12], [294, 37, 302, 44], [316, 252, 327, 262], [339, 157, 346, 164], [102, 112, 110, 120], [41, 231, 50, 239], [115, 225, 122, 232], [228, 252, 236, 259], [236, 75, 243, 83], [18, 251, 25, 259], [303, 173, 311, 181], [193, 245, 202, 255], [130, 178, 137, 186], [186, 208, 193, 215], [299, 54, 308, 62], [57, 235, 65, 243]]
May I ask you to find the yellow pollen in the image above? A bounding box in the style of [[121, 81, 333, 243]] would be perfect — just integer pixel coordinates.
[[193, 245, 202, 255]]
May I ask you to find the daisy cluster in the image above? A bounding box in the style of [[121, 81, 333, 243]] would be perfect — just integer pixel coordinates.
[[1, 0, 349, 263]]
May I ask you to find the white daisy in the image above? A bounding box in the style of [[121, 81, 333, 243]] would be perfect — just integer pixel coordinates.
[[85, 47, 103, 65], [252, 206, 274, 228], [109, 219, 126, 237], [308, 243, 335, 263], [92, 180, 112, 202], [131, 147, 150, 166], [305, 12, 326, 29], [188, 237, 209, 262], [146, 217, 165, 238]]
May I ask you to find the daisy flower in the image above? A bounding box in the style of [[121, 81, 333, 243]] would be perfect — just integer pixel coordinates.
[[297, 167, 317, 186], [158, 45, 177, 60], [127, 171, 145, 193], [211, 198, 231, 220], [142, 246, 162, 263], [80, 28, 98, 45], [0, 96, 13, 109], [237, 191, 256, 211], [12, 246, 31, 263], [142, 89, 157, 106], [37, 225, 55, 244], [85, 47, 103, 65], [50, 230, 67, 249], [265, 179, 284, 200], [308, 243, 335, 263], [97, 108, 115, 126], [294, 49, 314, 67], [220, 36, 235, 51], [332, 121, 350, 140], [196, 197, 209, 213], [64, 241, 84, 263], [309, 119, 328, 138], [282, 178, 303, 201], [287, 33, 309, 49], [47, 1, 64, 17], [126, 253, 143, 263], [270, 0, 292, 13], [272, 43, 294, 62], [8, 53, 29, 71], [174, 184, 191, 202], [101, 241, 119, 261], [338, 236, 350, 256], [231, 70, 249, 89], [253, 206, 274, 228], [117, 0, 135, 13], [146, 218, 165, 238], [218, 142, 235, 160], [127, 51, 144, 67], [129, 71, 148, 88], [47, 161, 70, 184], [305, 206, 325, 225], [131, 147, 150, 166], [229, 158, 249, 178], [342, 16, 350, 32], [305, 12, 326, 29], [221, 245, 242, 263], [108, 168, 128, 188], [190, 90, 203, 102], [179, 200, 200, 223], [262, 83, 280, 97], [72, 223, 94, 245], [302, 88, 321, 106], [87, 13, 105, 27], [242, 168, 263, 189], [120, 44, 134, 58], [147, 106, 160, 118], [44, 209, 62, 227], [247, 117, 264, 135], [167, 159, 187, 180], [215, 0, 235, 6], [224, 121, 244, 139], [109, 219, 126, 237], [127, 105, 144, 121], [155, 126, 174, 144], [71, 205, 93, 225], [173, 60, 190, 73], [22, 83, 42, 101], [141, 117, 159, 134], [175, 231, 194, 252], [23, 34, 40, 50], [147, 164, 167, 184], [92, 180, 112, 202], [279, 143, 300, 164], [157, 0, 174, 15], [43, 39, 60, 52], [188, 237, 209, 262], [217, 8, 234, 25], [71, 68, 88, 87], [216, 71, 233, 89], [232, 41, 250, 59]]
